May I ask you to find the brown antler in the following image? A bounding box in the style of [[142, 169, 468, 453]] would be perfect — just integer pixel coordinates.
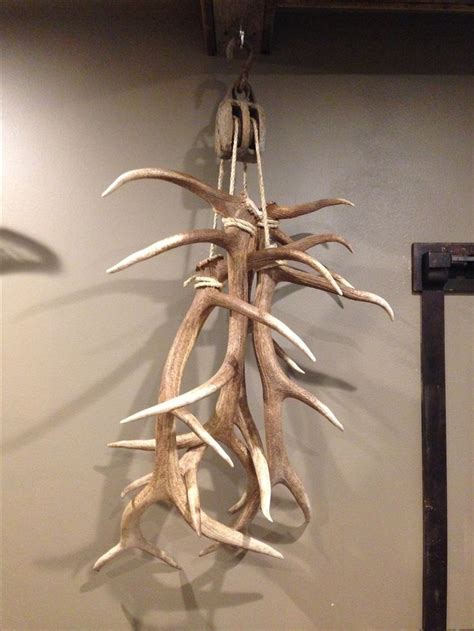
[[95, 156, 393, 571], [95, 171, 292, 570], [196, 223, 393, 554]]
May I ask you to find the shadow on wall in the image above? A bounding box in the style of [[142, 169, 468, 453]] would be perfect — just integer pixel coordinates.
[[18, 240, 364, 629], [15, 76, 401, 630], [1, 3, 423, 626], [0, 228, 61, 274]]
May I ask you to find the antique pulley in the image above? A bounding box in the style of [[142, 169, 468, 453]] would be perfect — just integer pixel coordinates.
[[214, 37, 266, 163]]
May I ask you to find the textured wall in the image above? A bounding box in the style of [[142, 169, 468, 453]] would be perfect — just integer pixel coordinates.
[[2, 2, 473, 629]]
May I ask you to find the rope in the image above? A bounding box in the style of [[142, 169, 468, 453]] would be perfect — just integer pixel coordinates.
[[186, 118, 240, 291], [183, 275, 223, 290], [208, 159, 225, 259], [245, 197, 262, 219], [229, 117, 239, 196], [222, 216, 256, 236], [258, 218, 279, 229], [252, 117, 270, 248]]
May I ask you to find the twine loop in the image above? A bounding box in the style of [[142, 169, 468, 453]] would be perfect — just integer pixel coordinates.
[[258, 218, 278, 229], [222, 216, 256, 236], [183, 275, 223, 290]]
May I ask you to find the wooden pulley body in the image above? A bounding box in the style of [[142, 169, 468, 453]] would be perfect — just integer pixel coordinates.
[[214, 82, 266, 163]]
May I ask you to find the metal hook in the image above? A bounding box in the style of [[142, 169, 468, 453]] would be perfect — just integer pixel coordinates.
[[226, 35, 254, 95]]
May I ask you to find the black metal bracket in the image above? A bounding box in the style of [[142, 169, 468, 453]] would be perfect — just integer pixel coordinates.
[[412, 242, 474, 631]]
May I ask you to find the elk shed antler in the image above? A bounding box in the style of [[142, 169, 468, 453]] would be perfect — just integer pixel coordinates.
[[164, 206, 394, 558], [96, 168, 323, 570], [248, 221, 393, 522], [199, 220, 394, 554]]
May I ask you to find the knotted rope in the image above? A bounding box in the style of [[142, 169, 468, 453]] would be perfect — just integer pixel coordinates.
[[222, 216, 256, 236], [183, 275, 223, 290], [258, 218, 279, 229]]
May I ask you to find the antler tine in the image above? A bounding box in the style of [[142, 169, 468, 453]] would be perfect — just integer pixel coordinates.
[[199, 510, 283, 559], [236, 389, 273, 522], [273, 340, 305, 374], [280, 466, 312, 521], [102, 168, 243, 217], [287, 381, 344, 431], [212, 291, 316, 361], [176, 369, 274, 551], [199, 474, 262, 558], [250, 247, 343, 296], [228, 489, 248, 514], [94, 488, 181, 571], [107, 229, 229, 274], [198, 474, 263, 558], [288, 233, 353, 254], [119, 357, 237, 424], [179, 445, 206, 536], [108, 438, 156, 451], [280, 265, 394, 321], [108, 432, 202, 452], [328, 270, 354, 288], [121, 472, 152, 498], [175, 412, 269, 543], [174, 407, 233, 467], [267, 198, 354, 220]]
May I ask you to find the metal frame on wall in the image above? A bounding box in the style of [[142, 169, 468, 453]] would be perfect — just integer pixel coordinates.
[[412, 242, 474, 630]]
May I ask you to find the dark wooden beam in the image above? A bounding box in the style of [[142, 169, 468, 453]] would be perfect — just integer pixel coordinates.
[[200, 0, 474, 55], [412, 242, 474, 630], [199, 0, 216, 55], [278, 0, 474, 11], [420, 288, 447, 630]]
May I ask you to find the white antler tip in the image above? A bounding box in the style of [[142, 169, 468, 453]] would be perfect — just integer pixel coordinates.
[[120, 415, 141, 424], [262, 508, 273, 523], [101, 184, 115, 198]]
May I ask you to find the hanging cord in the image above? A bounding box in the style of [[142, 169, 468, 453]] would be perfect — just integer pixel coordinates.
[[228, 116, 239, 195], [241, 161, 263, 220], [185, 117, 245, 290], [251, 117, 271, 248], [183, 274, 223, 290], [208, 159, 225, 259], [242, 161, 248, 196], [222, 117, 257, 236]]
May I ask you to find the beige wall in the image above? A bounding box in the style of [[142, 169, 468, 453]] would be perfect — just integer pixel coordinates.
[[2, 2, 473, 629]]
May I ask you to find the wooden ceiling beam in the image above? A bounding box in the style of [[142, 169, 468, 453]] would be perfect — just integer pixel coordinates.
[[200, 0, 474, 55]]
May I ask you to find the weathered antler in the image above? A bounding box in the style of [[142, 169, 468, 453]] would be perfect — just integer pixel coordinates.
[[95, 124, 393, 573], [96, 171, 294, 569], [196, 224, 394, 553]]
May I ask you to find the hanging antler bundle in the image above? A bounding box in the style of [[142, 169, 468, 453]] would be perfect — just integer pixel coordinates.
[[94, 52, 393, 571]]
